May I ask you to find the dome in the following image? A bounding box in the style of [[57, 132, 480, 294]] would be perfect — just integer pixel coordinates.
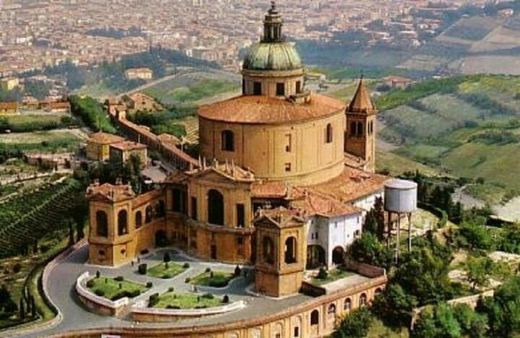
[[243, 42, 303, 71]]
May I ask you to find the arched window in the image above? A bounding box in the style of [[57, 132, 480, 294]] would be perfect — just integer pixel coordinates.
[[310, 310, 319, 326], [357, 122, 364, 137], [135, 211, 142, 229], [344, 298, 352, 311], [96, 211, 108, 237], [350, 122, 357, 137], [375, 288, 382, 295], [208, 189, 224, 225], [325, 123, 333, 143], [359, 293, 368, 307], [172, 189, 183, 212], [284, 237, 297, 264], [221, 130, 235, 152], [263, 236, 275, 265], [118, 210, 128, 236], [328, 304, 336, 316], [145, 205, 153, 223]]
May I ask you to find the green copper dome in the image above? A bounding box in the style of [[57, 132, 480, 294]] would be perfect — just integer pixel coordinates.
[[243, 42, 303, 71]]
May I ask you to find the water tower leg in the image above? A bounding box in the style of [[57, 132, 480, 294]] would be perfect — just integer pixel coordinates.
[[396, 214, 401, 264], [386, 211, 392, 248], [408, 212, 412, 252]]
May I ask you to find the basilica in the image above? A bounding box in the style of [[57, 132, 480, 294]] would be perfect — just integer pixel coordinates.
[[87, 2, 387, 299]]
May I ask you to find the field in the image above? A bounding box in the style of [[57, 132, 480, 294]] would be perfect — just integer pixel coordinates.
[[377, 74, 520, 203], [150, 292, 224, 309], [0, 130, 82, 153]]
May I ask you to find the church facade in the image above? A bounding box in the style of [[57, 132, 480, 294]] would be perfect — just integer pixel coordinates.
[[87, 3, 387, 300]]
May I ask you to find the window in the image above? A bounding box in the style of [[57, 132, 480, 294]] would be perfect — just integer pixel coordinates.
[[357, 122, 364, 137], [96, 211, 108, 237], [285, 134, 292, 152], [145, 205, 153, 223], [191, 197, 198, 220], [328, 304, 336, 316], [208, 189, 225, 226], [236, 204, 245, 228], [285, 163, 292, 172], [237, 237, 244, 245], [284, 237, 297, 264], [172, 189, 183, 212], [156, 200, 165, 217], [294, 327, 300, 337], [325, 123, 333, 143], [276, 83, 285, 96], [135, 211, 142, 229], [359, 293, 368, 307], [350, 122, 357, 137], [221, 130, 235, 152], [296, 80, 302, 93], [263, 236, 275, 265], [344, 298, 352, 311], [118, 210, 128, 236], [242, 79, 246, 94], [253, 82, 262, 95], [310, 310, 319, 326]]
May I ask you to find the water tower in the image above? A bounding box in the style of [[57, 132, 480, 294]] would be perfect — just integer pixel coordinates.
[[384, 179, 418, 262]]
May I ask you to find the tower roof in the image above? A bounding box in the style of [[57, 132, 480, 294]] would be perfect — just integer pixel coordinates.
[[347, 77, 376, 114]]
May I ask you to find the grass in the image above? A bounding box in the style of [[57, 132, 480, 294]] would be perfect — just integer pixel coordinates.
[[311, 267, 354, 286], [189, 270, 234, 288], [367, 318, 409, 338], [150, 292, 224, 309], [147, 262, 187, 279], [87, 277, 147, 301], [376, 150, 443, 177]]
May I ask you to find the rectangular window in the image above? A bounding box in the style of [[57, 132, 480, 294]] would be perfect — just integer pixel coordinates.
[[236, 204, 245, 228], [191, 197, 197, 220], [296, 81, 302, 93], [294, 327, 300, 337], [315, 232, 319, 239], [285, 163, 292, 172], [237, 237, 244, 245], [285, 134, 292, 152], [276, 83, 285, 96], [253, 82, 262, 95]]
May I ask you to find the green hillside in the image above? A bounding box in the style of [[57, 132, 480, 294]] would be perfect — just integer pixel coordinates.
[[377, 75, 520, 202]]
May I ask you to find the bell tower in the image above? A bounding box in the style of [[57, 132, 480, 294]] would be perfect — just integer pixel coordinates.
[[254, 208, 306, 298], [345, 76, 377, 173]]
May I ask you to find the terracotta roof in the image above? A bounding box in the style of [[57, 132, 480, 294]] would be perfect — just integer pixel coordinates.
[[198, 93, 345, 124], [86, 183, 135, 202], [255, 207, 306, 228], [88, 132, 125, 145], [251, 181, 289, 199], [347, 78, 376, 114], [110, 141, 147, 151], [187, 159, 255, 183], [0, 102, 17, 110], [309, 167, 388, 205], [289, 187, 362, 218]]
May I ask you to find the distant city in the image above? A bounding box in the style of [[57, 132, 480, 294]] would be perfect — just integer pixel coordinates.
[[0, 0, 490, 75]]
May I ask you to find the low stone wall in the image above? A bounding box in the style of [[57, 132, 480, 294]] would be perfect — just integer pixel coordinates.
[[131, 300, 247, 322], [75, 272, 130, 317], [345, 260, 386, 278]]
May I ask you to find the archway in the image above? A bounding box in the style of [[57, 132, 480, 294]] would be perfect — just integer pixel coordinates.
[[284, 237, 297, 264], [310, 309, 319, 326], [332, 246, 345, 265], [263, 236, 275, 265], [208, 189, 224, 226], [96, 210, 108, 237], [306, 245, 326, 269], [155, 230, 168, 247], [118, 210, 128, 236]]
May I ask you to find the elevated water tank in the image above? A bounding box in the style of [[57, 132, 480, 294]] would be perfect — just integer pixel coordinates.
[[384, 179, 418, 213]]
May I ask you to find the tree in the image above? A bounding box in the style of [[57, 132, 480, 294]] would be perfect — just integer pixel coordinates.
[[476, 276, 520, 337], [0, 285, 17, 319], [372, 284, 417, 328], [412, 303, 461, 338], [465, 255, 495, 291], [452, 304, 488, 338], [332, 307, 373, 338], [457, 222, 494, 250], [348, 233, 393, 269]]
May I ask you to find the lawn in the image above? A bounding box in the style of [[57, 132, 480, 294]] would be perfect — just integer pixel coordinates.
[[87, 276, 147, 301], [376, 150, 442, 177], [150, 292, 225, 309], [189, 270, 235, 288], [311, 267, 354, 286], [147, 262, 187, 279]]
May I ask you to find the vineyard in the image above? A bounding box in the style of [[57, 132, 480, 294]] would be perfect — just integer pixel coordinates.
[[0, 179, 85, 258]]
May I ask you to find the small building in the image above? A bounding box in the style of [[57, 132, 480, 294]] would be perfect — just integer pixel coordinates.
[[0, 102, 18, 114], [86, 132, 125, 161], [123, 92, 164, 113], [124, 68, 153, 81], [0, 77, 20, 91], [109, 141, 148, 168], [42, 101, 71, 113], [382, 76, 414, 89]]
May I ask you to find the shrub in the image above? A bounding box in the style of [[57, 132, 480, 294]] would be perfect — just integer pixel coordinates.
[[114, 276, 124, 282], [210, 271, 214, 278], [318, 267, 328, 280], [166, 305, 180, 309], [234, 265, 241, 277], [205, 267, 211, 273], [222, 295, 230, 304], [183, 263, 190, 269], [163, 252, 171, 263], [185, 277, 191, 283], [168, 287, 174, 292], [163, 273, 172, 279], [209, 279, 228, 288], [146, 282, 153, 288], [95, 271, 101, 278], [13, 263, 21, 274], [138, 263, 147, 275], [148, 293, 159, 307], [86, 280, 94, 288], [202, 293, 214, 299], [94, 289, 105, 297]]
